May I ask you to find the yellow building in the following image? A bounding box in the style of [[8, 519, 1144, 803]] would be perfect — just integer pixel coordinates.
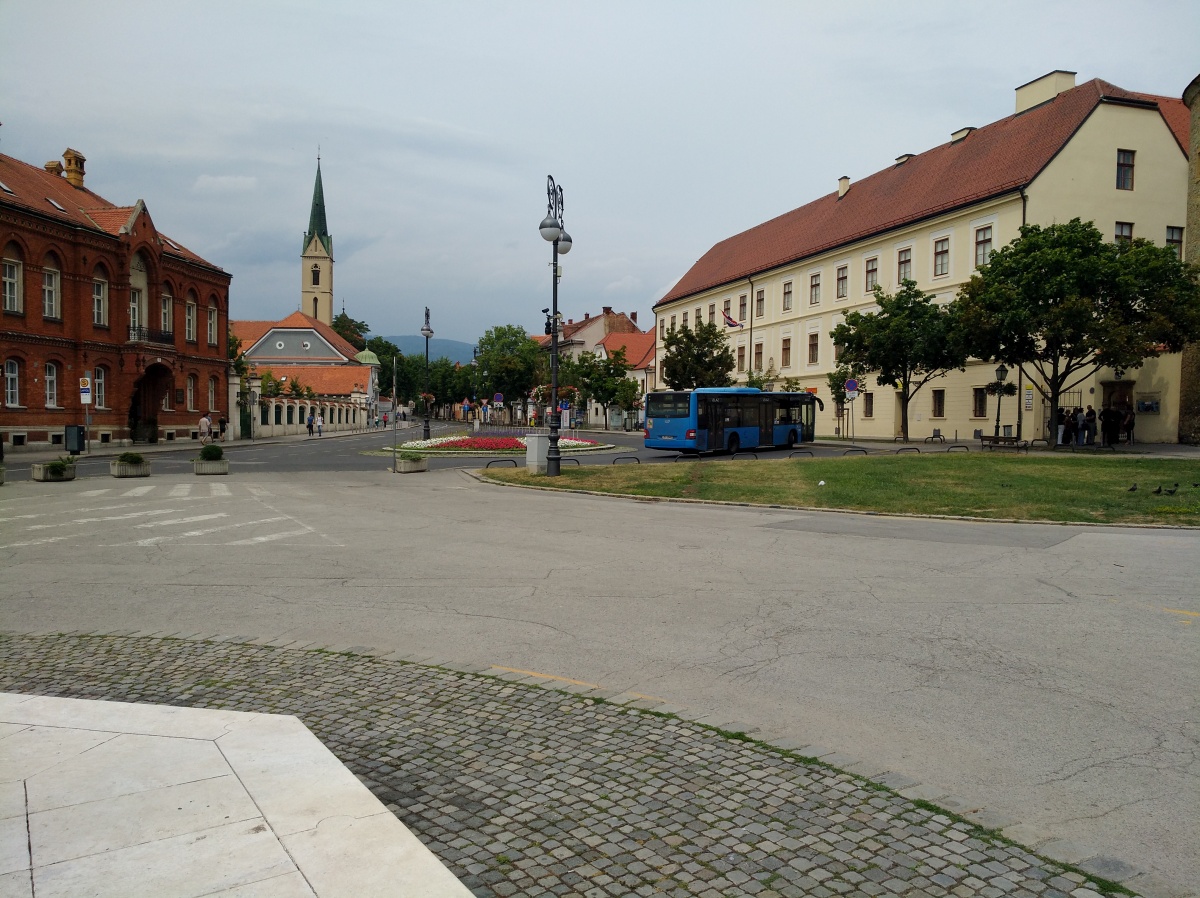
[[653, 72, 1191, 443]]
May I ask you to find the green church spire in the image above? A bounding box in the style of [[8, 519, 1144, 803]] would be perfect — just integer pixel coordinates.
[[303, 159, 332, 255]]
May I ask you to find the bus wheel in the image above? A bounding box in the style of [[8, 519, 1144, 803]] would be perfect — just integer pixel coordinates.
[[727, 434, 740, 454], [786, 429, 797, 449]]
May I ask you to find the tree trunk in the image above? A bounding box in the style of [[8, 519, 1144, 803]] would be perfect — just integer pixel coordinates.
[[900, 391, 911, 442]]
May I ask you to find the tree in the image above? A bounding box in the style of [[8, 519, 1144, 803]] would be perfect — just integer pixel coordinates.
[[575, 348, 630, 430], [660, 320, 736, 390], [476, 324, 542, 416], [332, 312, 369, 352], [614, 378, 642, 428], [365, 336, 402, 396], [830, 280, 966, 441], [955, 219, 1200, 437]]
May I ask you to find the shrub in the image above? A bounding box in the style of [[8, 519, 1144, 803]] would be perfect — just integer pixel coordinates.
[[400, 451, 424, 462], [199, 443, 224, 461], [45, 456, 76, 476], [117, 451, 145, 465]]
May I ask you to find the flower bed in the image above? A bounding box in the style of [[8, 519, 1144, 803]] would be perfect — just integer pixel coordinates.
[[399, 435, 602, 452]]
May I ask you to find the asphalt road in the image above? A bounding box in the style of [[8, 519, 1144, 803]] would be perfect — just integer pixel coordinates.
[[2, 441, 1197, 893]]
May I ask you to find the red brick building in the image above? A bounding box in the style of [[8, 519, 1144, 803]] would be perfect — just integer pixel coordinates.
[[1, 147, 231, 449]]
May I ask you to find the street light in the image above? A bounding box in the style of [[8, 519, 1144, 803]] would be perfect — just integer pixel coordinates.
[[421, 307, 433, 441], [539, 175, 572, 476], [994, 363, 1009, 437], [470, 346, 479, 429]]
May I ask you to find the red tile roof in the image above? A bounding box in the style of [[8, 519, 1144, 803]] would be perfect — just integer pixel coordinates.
[[599, 331, 655, 370], [255, 365, 369, 397], [0, 150, 223, 270], [658, 78, 1188, 307], [231, 311, 362, 361]]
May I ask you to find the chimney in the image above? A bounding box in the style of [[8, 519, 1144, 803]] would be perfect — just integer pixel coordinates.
[[895, 154, 914, 165], [1015, 70, 1076, 113], [62, 148, 86, 188], [567, 318, 573, 325], [630, 311, 637, 324], [584, 312, 590, 320], [837, 175, 850, 198], [44, 160, 64, 176], [602, 306, 612, 315], [951, 126, 976, 143]]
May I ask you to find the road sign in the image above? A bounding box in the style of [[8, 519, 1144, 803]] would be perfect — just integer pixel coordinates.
[[79, 377, 92, 405], [846, 390, 859, 401], [844, 378, 859, 393], [493, 393, 503, 403]]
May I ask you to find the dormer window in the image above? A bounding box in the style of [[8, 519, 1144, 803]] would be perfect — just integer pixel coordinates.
[[311, 265, 320, 286]]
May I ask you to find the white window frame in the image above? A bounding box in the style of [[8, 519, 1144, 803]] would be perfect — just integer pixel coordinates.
[[161, 292, 173, 332], [93, 279, 109, 325], [4, 359, 19, 406], [45, 362, 58, 407], [208, 376, 217, 410], [187, 374, 196, 410], [2, 258, 21, 313], [42, 267, 61, 319], [185, 301, 197, 341], [130, 288, 142, 331], [95, 366, 107, 409], [782, 281, 793, 312], [207, 304, 218, 345]]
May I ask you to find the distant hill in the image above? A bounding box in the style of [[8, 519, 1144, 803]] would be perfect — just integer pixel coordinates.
[[382, 336, 477, 365]]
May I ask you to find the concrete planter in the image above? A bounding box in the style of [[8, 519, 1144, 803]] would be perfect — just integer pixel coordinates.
[[110, 460, 152, 478], [396, 458, 428, 473], [31, 463, 76, 482], [193, 459, 230, 475]]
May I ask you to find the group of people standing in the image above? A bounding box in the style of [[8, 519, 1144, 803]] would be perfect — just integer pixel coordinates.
[[197, 412, 227, 444], [1056, 405, 1135, 447]]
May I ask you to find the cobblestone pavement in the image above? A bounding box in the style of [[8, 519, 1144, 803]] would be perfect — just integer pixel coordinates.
[[1, 634, 1130, 898]]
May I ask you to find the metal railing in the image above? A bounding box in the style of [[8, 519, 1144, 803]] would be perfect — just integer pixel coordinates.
[[128, 326, 174, 344]]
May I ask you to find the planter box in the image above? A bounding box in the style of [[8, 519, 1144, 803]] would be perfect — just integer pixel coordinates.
[[31, 463, 76, 482], [193, 459, 230, 475], [110, 460, 152, 478], [396, 458, 428, 473]]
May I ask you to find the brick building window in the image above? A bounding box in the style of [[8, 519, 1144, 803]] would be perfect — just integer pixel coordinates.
[[187, 374, 197, 410], [809, 273, 821, 304], [186, 300, 197, 341], [42, 265, 60, 319], [897, 248, 912, 281], [94, 366, 107, 408], [863, 392, 874, 417], [161, 292, 173, 332], [737, 346, 745, 372], [782, 282, 792, 311], [1116, 150, 1135, 190], [932, 389, 945, 417], [2, 257, 21, 313], [836, 266, 848, 298], [209, 376, 218, 410], [973, 387, 987, 418], [4, 359, 19, 406], [45, 362, 58, 407], [93, 278, 108, 326], [1167, 226, 1183, 258], [781, 338, 791, 368], [1115, 222, 1133, 243], [975, 227, 993, 268], [208, 304, 218, 345], [865, 257, 878, 291], [933, 238, 950, 277], [808, 333, 819, 364]]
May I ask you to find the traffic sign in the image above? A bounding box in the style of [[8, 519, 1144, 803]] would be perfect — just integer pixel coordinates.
[[844, 377, 859, 393], [846, 390, 859, 401], [79, 377, 92, 405]]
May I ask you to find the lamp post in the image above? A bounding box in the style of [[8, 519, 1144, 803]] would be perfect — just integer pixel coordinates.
[[993, 363, 1009, 437], [539, 175, 572, 476], [421, 308, 433, 441]]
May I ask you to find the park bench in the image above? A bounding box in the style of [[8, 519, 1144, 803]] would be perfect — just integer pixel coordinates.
[[979, 434, 1029, 453]]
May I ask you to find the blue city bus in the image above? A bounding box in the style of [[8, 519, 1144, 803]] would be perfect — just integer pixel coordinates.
[[644, 388, 823, 454]]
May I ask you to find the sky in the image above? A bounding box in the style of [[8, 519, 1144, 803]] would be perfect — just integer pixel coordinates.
[[2, 1, 1197, 344]]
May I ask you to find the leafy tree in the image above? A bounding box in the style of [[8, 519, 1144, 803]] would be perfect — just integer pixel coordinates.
[[660, 320, 736, 389], [287, 378, 306, 397], [228, 328, 249, 378], [614, 378, 642, 428], [955, 219, 1200, 436], [830, 280, 966, 441], [745, 367, 771, 390], [476, 324, 542, 413], [572, 348, 630, 430], [824, 364, 855, 408], [365, 336, 403, 396], [332, 311, 369, 351]]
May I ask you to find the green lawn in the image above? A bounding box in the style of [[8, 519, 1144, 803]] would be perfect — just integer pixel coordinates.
[[483, 454, 1200, 525]]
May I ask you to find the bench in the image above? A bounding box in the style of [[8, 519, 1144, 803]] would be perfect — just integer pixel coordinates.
[[979, 434, 1029, 453]]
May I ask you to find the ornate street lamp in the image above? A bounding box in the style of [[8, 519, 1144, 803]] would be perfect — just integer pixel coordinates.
[[993, 363, 1009, 437], [421, 308, 433, 441], [539, 175, 572, 476]]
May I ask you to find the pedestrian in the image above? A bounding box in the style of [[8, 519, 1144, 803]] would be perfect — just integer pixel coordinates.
[[1075, 407, 1086, 446], [1062, 409, 1076, 447], [1122, 407, 1136, 445], [1099, 405, 1118, 447], [198, 412, 213, 444], [401, 410, 406, 422], [316, 413, 324, 437], [1056, 407, 1066, 445], [1084, 405, 1097, 445], [383, 412, 388, 428], [306, 413, 314, 436]]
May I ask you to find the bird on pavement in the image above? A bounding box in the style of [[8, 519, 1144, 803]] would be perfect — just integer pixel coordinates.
[[1165, 483, 1179, 495], [1152, 485, 1163, 495], [1127, 483, 1138, 491]]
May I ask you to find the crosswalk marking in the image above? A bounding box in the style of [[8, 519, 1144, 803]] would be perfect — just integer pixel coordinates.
[[0, 535, 71, 549], [129, 516, 291, 546], [245, 485, 271, 497], [79, 489, 112, 497], [227, 528, 314, 545], [121, 485, 155, 497], [210, 483, 232, 497], [168, 484, 191, 498], [26, 509, 178, 530], [134, 513, 227, 528]]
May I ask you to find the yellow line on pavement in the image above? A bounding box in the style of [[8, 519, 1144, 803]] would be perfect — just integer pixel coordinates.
[[1164, 608, 1199, 617], [490, 665, 664, 700]]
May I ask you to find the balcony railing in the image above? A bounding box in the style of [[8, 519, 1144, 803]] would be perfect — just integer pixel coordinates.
[[128, 326, 174, 344]]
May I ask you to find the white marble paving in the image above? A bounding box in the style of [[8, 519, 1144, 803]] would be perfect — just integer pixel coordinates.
[[0, 693, 472, 897]]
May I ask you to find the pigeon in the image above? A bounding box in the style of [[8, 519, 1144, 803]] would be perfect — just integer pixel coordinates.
[[1127, 483, 1138, 492], [1152, 485, 1162, 495], [1165, 483, 1179, 496]]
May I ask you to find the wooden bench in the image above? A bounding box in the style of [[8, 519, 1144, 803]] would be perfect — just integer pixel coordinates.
[[979, 434, 1029, 453]]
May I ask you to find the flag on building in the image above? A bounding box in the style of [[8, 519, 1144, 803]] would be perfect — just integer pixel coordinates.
[[721, 310, 744, 329]]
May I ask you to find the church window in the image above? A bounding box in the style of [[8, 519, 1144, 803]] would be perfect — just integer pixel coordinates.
[[311, 265, 320, 286]]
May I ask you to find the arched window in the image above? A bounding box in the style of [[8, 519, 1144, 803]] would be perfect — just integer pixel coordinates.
[[312, 297, 318, 318], [208, 376, 217, 410], [4, 359, 19, 406], [286, 405, 295, 424], [95, 366, 108, 408], [45, 362, 58, 407], [42, 253, 61, 319], [187, 374, 196, 410], [311, 264, 320, 286], [3, 244, 24, 314]]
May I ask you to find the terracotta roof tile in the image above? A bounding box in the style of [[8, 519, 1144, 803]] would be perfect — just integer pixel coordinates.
[[255, 365, 369, 397], [1135, 92, 1191, 152], [657, 78, 1186, 307], [231, 312, 362, 361], [599, 331, 655, 370]]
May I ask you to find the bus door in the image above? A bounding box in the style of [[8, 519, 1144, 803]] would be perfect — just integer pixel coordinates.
[[801, 399, 815, 441], [760, 397, 774, 448], [705, 397, 723, 451]]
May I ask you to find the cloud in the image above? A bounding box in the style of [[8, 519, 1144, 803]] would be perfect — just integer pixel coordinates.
[[604, 275, 641, 294], [192, 174, 258, 193]]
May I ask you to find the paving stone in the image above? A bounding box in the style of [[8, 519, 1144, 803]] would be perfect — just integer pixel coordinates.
[[0, 633, 1133, 898]]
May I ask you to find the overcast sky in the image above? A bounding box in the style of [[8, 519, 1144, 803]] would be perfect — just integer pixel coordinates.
[[2, 1, 1196, 343]]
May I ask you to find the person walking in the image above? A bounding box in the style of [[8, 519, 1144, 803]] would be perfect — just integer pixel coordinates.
[[306, 413, 315, 436], [316, 413, 324, 437], [1122, 407, 1136, 445], [198, 412, 213, 444]]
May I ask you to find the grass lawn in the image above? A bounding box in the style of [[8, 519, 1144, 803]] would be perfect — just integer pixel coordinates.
[[483, 454, 1200, 526]]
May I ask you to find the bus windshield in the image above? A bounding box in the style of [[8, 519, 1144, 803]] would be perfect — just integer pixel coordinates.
[[646, 392, 691, 418]]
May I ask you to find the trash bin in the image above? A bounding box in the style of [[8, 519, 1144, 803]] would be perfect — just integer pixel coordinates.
[[65, 425, 86, 455]]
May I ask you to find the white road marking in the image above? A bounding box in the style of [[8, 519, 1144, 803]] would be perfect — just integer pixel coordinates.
[[121, 485, 155, 497], [0, 535, 71, 549], [134, 513, 227, 528], [129, 516, 290, 546], [226, 528, 314, 545], [79, 489, 113, 497], [168, 484, 191, 498], [209, 483, 232, 497], [245, 485, 272, 497], [26, 509, 178, 530], [0, 513, 47, 523]]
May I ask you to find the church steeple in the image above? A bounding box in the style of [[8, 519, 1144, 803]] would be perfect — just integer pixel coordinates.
[[301, 156, 335, 325]]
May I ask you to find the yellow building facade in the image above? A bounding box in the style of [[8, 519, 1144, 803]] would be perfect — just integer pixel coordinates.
[[653, 72, 1191, 443]]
